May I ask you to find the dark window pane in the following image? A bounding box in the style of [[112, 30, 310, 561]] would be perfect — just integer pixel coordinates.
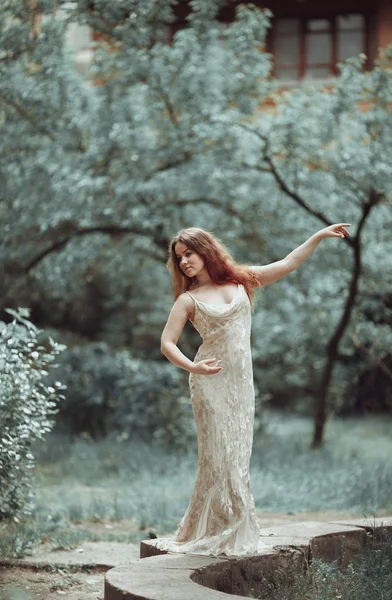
[[275, 67, 299, 81], [338, 30, 365, 60], [308, 19, 331, 32], [275, 34, 300, 66], [304, 66, 332, 79], [306, 32, 331, 64], [273, 12, 367, 81], [337, 14, 364, 31], [275, 18, 300, 35]]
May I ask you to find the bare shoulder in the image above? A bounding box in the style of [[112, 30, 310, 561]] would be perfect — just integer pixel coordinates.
[[175, 292, 194, 320], [176, 292, 193, 308]]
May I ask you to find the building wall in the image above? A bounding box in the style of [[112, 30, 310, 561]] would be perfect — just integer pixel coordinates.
[[377, 0, 392, 48], [64, 1, 392, 79], [222, 0, 392, 56]]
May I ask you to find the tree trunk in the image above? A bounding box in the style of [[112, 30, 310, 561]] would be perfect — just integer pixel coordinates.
[[262, 143, 380, 448], [311, 198, 375, 448]]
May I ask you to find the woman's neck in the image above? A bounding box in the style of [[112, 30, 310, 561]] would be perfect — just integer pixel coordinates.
[[194, 270, 211, 287]]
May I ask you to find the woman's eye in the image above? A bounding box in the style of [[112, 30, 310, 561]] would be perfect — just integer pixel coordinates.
[[176, 251, 191, 262]]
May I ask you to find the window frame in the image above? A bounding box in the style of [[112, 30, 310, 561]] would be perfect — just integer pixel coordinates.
[[269, 13, 372, 82]]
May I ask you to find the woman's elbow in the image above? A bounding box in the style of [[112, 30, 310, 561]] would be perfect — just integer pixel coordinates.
[[160, 339, 170, 356]]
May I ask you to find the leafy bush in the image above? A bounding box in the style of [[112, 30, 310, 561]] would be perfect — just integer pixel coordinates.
[[0, 308, 65, 520], [50, 342, 195, 449]]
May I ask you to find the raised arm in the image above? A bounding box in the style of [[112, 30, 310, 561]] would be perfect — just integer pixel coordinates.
[[249, 223, 351, 286], [161, 294, 223, 375]]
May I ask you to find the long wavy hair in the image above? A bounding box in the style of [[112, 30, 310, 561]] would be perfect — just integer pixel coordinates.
[[166, 227, 260, 308]]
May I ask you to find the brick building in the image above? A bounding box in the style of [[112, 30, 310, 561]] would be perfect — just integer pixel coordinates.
[[260, 0, 392, 80], [175, 0, 392, 82], [68, 0, 392, 81]]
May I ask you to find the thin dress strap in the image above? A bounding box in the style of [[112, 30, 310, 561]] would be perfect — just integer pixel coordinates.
[[186, 290, 197, 302]]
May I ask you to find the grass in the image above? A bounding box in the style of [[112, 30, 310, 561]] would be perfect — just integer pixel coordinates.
[[1, 411, 391, 558], [0, 512, 100, 558], [47, 565, 80, 592], [35, 412, 392, 520], [250, 412, 392, 514]]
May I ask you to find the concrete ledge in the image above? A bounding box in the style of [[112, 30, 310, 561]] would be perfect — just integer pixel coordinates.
[[105, 517, 392, 600]]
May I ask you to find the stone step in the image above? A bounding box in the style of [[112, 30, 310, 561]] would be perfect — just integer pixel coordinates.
[[105, 516, 392, 600]]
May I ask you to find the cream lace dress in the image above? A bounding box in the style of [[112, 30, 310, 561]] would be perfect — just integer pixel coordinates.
[[155, 284, 267, 556]]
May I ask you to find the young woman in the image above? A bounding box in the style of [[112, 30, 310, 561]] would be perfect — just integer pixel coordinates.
[[155, 223, 350, 557]]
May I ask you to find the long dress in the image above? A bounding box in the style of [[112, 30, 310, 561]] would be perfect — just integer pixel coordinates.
[[155, 283, 267, 557]]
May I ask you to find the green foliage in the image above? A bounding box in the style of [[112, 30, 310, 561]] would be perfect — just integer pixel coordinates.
[[0, 0, 391, 430], [244, 53, 392, 410], [51, 341, 195, 448], [0, 308, 65, 520], [1, 0, 273, 344]]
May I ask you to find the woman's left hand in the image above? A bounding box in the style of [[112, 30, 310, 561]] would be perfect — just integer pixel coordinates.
[[317, 223, 351, 240]]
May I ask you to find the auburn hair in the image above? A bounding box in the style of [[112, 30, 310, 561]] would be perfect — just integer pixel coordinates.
[[166, 227, 260, 308]]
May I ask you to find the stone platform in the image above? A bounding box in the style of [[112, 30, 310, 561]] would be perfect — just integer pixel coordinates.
[[105, 516, 392, 600]]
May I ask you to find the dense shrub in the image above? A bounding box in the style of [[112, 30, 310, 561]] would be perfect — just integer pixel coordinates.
[[50, 342, 195, 449], [0, 308, 65, 520]]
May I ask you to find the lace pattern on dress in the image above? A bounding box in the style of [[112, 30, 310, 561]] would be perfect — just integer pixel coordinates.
[[155, 284, 267, 556]]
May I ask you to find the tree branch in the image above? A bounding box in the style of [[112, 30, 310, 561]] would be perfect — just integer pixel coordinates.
[[0, 94, 55, 140], [7, 190, 253, 276], [143, 151, 193, 180], [18, 225, 165, 273], [350, 332, 392, 381], [174, 196, 247, 222], [237, 122, 357, 246], [157, 80, 178, 127]]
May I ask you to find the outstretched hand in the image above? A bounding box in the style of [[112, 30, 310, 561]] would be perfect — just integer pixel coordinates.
[[318, 223, 351, 240]]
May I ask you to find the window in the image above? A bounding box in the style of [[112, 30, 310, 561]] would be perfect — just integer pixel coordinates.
[[337, 15, 365, 62], [272, 14, 367, 81]]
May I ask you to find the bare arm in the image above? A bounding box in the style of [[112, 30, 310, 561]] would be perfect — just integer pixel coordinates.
[[161, 294, 223, 375], [249, 223, 351, 286]]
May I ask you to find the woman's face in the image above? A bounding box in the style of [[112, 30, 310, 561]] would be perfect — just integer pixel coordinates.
[[174, 242, 205, 278]]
